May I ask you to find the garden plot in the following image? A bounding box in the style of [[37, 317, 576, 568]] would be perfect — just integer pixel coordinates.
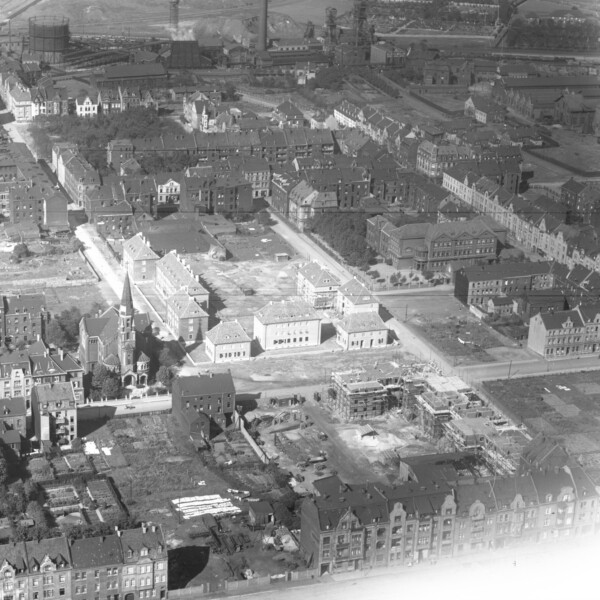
[[44, 485, 80, 516], [172, 494, 242, 520]]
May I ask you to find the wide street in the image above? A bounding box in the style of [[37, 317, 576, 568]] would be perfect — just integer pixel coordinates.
[[208, 535, 600, 600], [270, 214, 600, 383]]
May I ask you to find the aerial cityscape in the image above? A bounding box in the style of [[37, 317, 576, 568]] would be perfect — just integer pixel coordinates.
[[0, 0, 598, 597]]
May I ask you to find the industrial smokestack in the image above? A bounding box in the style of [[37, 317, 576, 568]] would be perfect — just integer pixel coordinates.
[[257, 0, 268, 52], [170, 0, 180, 30]]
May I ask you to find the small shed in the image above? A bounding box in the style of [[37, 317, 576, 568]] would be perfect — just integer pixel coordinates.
[[248, 500, 274, 527]]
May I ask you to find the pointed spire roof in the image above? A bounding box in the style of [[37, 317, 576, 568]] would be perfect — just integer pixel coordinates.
[[120, 272, 134, 316]]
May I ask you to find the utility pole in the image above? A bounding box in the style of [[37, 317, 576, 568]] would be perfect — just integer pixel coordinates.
[[507, 359, 513, 378]]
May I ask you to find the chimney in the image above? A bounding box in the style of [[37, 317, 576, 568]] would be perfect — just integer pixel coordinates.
[[141, 522, 147, 534], [257, 0, 268, 52], [59, 348, 64, 360], [152, 525, 157, 533]]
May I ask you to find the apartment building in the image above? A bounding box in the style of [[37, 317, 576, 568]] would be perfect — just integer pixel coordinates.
[[335, 280, 379, 316], [31, 382, 80, 445], [254, 300, 321, 351], [155, 252, 210, 308], [454, 262, 553, 306], [0, 525, 167, 600], [172, 373, 236, 443], [416, 142, 473, 179], [205, 321, 252, 363], [122, 234, 160, 283], [527, 303, 600, 358], [1, 293, 48, 344], [335, 313, 388, 351], [297, 262, 340, 309], [300, 466, 599, 575]]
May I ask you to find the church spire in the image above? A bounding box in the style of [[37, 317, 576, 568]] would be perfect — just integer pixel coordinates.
[[120, 272, 134, 316]]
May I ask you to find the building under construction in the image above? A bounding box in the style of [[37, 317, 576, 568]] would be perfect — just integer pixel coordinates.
[[328, 366, 402, 422]]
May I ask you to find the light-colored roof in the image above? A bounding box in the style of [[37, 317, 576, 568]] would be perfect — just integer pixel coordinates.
[[123, 233, 159, 261], [166, 293, 208, 319], [337, 312, 387, 334], [338, 279, 378, 306], [156, 251, 209, 298], [206, 321, 252, 345], [298, 262, 340, 289], [255, 300, 320, 325]]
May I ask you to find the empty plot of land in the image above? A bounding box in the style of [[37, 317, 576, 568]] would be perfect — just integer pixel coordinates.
[[483, 372, 600, 482]]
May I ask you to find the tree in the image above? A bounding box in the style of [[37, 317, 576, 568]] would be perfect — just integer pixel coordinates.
[[12, 243, 30, 261], [92, 365, 113, 390], [101, 377, 121, 400], [0, 456, 8, 487], [45, 320, 68, 348], [72, 238, 85, 253], [156, 365, 174, 389], [57, 307, 82, 344]]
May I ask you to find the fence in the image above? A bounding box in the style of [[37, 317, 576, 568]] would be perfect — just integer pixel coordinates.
[[78, 395, 171, 421], [233, 412, 270, 464], [168, 568, 318, 598]]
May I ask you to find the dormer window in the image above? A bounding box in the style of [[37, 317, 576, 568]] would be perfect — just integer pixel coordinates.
[[128, 550, 133, 558], [140, 548, 148, 557]]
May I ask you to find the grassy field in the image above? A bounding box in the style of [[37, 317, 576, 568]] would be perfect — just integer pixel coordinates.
[[483, 372, 600, 483]]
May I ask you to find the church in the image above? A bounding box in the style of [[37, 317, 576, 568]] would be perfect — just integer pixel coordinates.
[[79, 273, 152, 387]]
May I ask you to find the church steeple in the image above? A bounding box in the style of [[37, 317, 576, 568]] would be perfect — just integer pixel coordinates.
[[120, 272, 134, 317]]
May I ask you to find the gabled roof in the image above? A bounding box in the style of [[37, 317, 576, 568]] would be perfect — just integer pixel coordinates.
[[206, 321, 251, 345], [538, 309, 584, 330], [255, 300, 320, 325], [123, 233, 159, 261], [174, 373, 236, 397], [338, 279, 378, 306], [0, 396, 26, 418], [70, 535, 123, 568], [298, 262, 340, 289], [337, 312, 387, 334]]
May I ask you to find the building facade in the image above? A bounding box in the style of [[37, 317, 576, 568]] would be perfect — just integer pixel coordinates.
[[254, 300, 322, 351], [205, 321, 252, 364]]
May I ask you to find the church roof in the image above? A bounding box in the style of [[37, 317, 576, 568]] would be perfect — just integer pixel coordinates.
[[121, 273, 134, 315], [103, 354, 120, 367]]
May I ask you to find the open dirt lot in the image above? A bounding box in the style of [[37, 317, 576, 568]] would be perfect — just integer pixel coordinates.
[[250, 397, 437, 491], [186, 254, 300, 330], [483, 372, 600, 483], [0, 241, 91, 284], [220, 225, 296, 262], [185, 346, 413, 393], [44, 283, 112, 316], [533, 131, 600, 173]]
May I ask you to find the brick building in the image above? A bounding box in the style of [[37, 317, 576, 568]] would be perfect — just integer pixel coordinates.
[[172, 373, 236, 444], [454, 262, 553, 306]]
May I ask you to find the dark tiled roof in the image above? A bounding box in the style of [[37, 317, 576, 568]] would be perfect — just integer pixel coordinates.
[[70, 535, 123, 568]]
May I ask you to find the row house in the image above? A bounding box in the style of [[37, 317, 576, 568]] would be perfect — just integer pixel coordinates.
[[54, 148, 101, 207], [122, 233, 160, 283], [528, 303, 600, 358], [8, 180, 67, 229], [288, 180, 337, 231], [0, 525, 167, 600], [442, 171, 592, 269], [155, 251, 209, 307], [0, 341, 83, 404], [301, 466, 599, 574], [0, 396, 26, 452], [301, 167, 371, 210], [560, 178, 600, 225]]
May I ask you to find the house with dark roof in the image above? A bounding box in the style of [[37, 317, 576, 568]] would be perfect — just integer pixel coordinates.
[[205, 321, 252, 364], [273, 100, 305, 128], [0, 396, 26, 440], [527, 308, 586, 357], [1, 293, 48, 345], [172, 373, 236, 443], [70, 535, 124, 600]]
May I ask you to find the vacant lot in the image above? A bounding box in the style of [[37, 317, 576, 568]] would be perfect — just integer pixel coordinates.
[[532, 130, 600, 173], [186, 254, 299, 330], [483, 372, 600, 483], [44, 283, 111, 316], [220, 225, 295, 262]]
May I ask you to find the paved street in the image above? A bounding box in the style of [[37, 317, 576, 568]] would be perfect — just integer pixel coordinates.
[[267, 214, 600, 384], [208, 535, 600, 600], [74, 224, 168, 333]]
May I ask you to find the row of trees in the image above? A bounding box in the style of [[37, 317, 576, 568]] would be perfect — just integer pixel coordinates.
[[46, 302, 106, 350], [307, 212, 375, 268], [505, 18, 600, 50], [29, 107, 182, 174]]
